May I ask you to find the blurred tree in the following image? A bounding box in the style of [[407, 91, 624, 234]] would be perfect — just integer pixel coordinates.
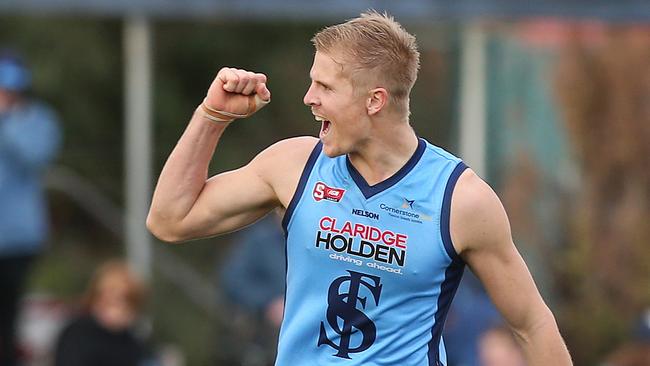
[[555, 25, 650, 366]]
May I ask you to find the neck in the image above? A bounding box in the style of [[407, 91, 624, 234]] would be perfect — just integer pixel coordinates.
[[347, 117, 418, 186]]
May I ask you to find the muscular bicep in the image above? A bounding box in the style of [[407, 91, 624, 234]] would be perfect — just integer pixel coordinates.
[[451, 170, 551, 332], [170, 136, 317, 241], [180, 162, 279, 238]]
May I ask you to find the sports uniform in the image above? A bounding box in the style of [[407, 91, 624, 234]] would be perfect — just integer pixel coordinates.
[[277, 138, 468, 366]]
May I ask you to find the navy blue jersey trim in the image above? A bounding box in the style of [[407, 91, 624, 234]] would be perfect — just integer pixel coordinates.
[[427, 261, 465, 365], [426, 161, 468, 365], [282, 140, 322, 235], [440, 161, 468, 263], [346, 138, 426, 199]]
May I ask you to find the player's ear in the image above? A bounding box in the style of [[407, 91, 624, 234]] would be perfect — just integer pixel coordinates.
[[366, 88, 388, 116]]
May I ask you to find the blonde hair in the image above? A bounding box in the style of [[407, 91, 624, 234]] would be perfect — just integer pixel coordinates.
[[311, 10, 420, 116], [82, 260, 147, 313]]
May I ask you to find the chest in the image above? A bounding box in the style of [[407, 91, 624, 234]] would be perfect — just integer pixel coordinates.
[[288, 173, 450, 283]]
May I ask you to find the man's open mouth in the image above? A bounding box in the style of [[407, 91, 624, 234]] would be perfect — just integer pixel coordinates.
[[315, 115, 331, 136]]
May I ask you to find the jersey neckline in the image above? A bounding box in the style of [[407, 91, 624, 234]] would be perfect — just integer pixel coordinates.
[[345, 138, 426, 199]]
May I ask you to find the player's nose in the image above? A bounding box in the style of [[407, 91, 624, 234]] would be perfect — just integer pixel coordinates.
[[303, 83, 319, 106]]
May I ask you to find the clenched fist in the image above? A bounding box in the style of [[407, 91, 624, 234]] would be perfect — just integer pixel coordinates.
[[202, 67, 271, 122]]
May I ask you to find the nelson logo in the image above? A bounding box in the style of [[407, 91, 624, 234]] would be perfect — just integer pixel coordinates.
[[313, 182, 346, 202], [351, 208, 379, 220], [318, 271, 382, 359]]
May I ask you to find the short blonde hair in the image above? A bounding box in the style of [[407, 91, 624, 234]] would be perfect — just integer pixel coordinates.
[[311, 10, 420, 115]]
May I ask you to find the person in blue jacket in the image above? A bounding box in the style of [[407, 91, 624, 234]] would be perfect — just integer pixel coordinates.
[[0, 49, 61, 366], [220, 213, 286, 328], [219, 213, 286, 365]]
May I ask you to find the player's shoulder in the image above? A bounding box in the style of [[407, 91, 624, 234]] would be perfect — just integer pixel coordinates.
[[249, 136, 320, 205], [265, 136, 319, 156], [450, 169, 511, 253], [250, 136, 319, 174], [453, 169, 494, 209]]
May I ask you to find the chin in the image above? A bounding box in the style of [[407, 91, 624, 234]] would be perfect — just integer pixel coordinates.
[[321, 142, 345, 158]]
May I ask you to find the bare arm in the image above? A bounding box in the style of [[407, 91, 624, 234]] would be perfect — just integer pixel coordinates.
[[451, 169, 572, 366], [147, 67, 313, 242]]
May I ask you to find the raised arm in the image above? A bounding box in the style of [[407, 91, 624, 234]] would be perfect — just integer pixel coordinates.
[[450, 169, 572, 366], [147, 68, 313, 242]]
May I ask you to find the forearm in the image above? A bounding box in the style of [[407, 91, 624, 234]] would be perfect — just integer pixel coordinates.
[[513, 310, 572, 366], [147, 107, 228, 239], [148, 68, 271, 241]]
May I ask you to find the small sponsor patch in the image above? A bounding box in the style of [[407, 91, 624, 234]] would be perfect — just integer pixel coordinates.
[[313, 182, 346, 202]]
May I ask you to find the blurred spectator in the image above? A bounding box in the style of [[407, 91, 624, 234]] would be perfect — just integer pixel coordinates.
[[602, 344, 650, 366], [478, 325, 526, 366], [54, 260, 159, 366], [0, 48, 61, 366], [444, 274, 501, 366], [17, 294, 69, 366], [218, 213, 285, 365], [600, 308, 650, 366], [220, 213, 285, 327]]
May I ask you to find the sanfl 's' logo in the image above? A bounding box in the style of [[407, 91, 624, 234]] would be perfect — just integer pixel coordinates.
[[318, 271, 382, 359], [313, 182, 346, 202]]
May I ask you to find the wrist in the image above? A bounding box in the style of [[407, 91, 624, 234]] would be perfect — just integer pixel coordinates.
[[199, 100, 235, 124], [194, 105, 232, 128], [200, 94, 270, 124]]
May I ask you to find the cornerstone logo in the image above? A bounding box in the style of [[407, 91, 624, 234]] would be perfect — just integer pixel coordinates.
[[379, 197, 432, 222]]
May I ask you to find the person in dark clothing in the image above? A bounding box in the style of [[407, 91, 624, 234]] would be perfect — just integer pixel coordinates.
[[54, 315, 153, 366], [54, 261, 158, 366]]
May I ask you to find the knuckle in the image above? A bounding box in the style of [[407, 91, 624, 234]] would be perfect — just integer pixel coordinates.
[[216, 67, 230, 82]]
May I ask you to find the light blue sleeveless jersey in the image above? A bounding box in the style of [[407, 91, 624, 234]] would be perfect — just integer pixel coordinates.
[[277, 138, 468, 366]]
